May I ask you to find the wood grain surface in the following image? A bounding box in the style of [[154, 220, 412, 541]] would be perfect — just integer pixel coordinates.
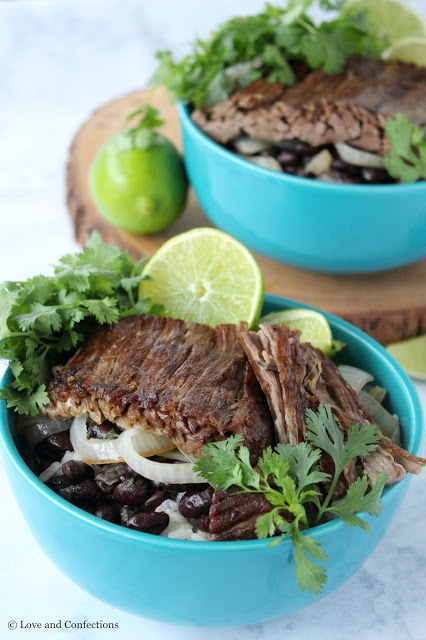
[[66, 86, 426, 345]]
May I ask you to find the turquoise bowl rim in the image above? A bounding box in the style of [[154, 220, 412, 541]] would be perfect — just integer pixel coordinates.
[[178, 101, 426, 194], [0, 293, 423, 554]]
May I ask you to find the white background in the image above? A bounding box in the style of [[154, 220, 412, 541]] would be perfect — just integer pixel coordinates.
[[0, 1, 425, 639]]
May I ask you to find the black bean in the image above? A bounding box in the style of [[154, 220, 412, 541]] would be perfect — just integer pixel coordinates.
[[113, 477, 149, 505], [361, 167, 391, 184], [292, 141, 317, 156], [197, 515, 210, 533], [120, 505, 138, 526], [276, 150, 298, 167], [87, 422, 116, 439], [142, 489, 168, 512], [127, 511, 169, 535], [118, 463, 139, 480], [59, 479, 97, 506], [95, 477, 116, 495], [44, 431, 73, 458], [259, 148, 276, 157], [163, 482, 208, 493], [46, 475, 72, 493], [62, 460, 94, 482], [178, 486, 214, 519], [95, 503, 120, 523], [283, 166, 299, 175]]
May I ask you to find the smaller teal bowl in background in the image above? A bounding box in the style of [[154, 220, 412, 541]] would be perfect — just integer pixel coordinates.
[[0, 295, 423, 626], [178, 103, 426, 274]]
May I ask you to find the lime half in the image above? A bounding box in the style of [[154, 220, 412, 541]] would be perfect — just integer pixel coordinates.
[[343, 0, 426, 45], [387, 335, 426, 380], [381, 37, 426, 66], [141, 228, 264, 328], [259, 309, 332, 353]]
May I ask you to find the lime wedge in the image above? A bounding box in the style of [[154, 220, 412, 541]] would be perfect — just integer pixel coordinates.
[[259, 309, 333, 352], [387, 335, 426, 380], [381, 37, 426, 66], [140, 228, 264, 328], [343, 0, 426, 45]]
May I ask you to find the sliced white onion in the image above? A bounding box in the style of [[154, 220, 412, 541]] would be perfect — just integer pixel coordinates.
[[339, 365, 374, 394], [233, 137, 270, 155], [368, 385, 387, 404], [38, 461, 62, 483], [305, 149, 333, 176], [242, 155, 283, 172], [118, 427, 201, 484], [358, 390, 401, 444], [161, 448, 198, 463], [70, 416, 123, 464], [17, 415, 72, 448], [335, 142, 385, 169]]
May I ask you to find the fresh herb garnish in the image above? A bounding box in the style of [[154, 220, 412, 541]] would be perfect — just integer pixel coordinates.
[[114, 104, 165, 152], [194, 404, 386, 595], [153, 0, 385, 109], [384, 113, 426, 184], [124, 477, 135, 487], [0, 232, 161, 416]]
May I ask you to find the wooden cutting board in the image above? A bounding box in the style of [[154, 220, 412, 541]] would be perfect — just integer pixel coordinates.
[[66, 86, 426, 345]]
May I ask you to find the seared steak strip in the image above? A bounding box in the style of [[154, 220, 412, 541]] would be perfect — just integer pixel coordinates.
[[209, 488, 276, 541], [44, 315, 273, 460], [192, 55, 426, 154]]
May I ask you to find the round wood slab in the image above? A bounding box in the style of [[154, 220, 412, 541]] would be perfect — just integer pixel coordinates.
[[66, 86, 426, 345]]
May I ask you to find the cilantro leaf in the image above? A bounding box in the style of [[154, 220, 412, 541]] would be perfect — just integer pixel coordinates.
[[305, 404, 379, 474], [196, 405, 386, 597], [292, 524, 327, 595], [327, 472, 386, 532], [384, 114, 426, 184], [153, 1, 386, 109], [0, 231, 160, 415]]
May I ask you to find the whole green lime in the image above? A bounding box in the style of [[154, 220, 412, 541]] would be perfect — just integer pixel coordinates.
[[89, 134, 188, 235]]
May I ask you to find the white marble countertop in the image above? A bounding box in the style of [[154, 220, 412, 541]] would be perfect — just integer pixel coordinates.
[[0, 1, 425, 638]]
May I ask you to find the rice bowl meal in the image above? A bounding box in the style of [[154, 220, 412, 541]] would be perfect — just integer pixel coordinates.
[[1, 231, 425, 609]]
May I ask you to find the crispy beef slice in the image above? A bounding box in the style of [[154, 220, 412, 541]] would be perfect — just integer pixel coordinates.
[[209, 488, 276, 541], [192, 55, 426, 153], [44, 315, 273, 459]]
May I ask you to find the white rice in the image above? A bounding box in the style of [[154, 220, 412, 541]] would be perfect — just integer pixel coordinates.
[[155, 493, 210, 541]]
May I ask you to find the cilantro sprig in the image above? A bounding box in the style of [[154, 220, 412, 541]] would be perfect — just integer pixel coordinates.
[[194, 404, 386, 595], [0, 232, 161, 415], [153, 0, 385, 109], [113, 104, 165, 152], [384, 114, 426, 184]]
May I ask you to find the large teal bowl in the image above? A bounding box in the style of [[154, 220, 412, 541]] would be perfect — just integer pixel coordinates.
[[178, 103, 426, 274], [0, 295, 423, 626]]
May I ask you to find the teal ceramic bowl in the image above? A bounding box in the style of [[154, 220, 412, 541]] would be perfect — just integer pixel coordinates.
[[0, 295, 423, 626], [178, 103, 426, 274]]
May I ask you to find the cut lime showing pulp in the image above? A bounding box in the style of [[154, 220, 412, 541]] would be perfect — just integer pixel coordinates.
[[343, 0, 426, 45], [381, 37, 426, 66], [259, 309, 332, 352], [387, 335, 426, 380], [140, 228, 264, 328]]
